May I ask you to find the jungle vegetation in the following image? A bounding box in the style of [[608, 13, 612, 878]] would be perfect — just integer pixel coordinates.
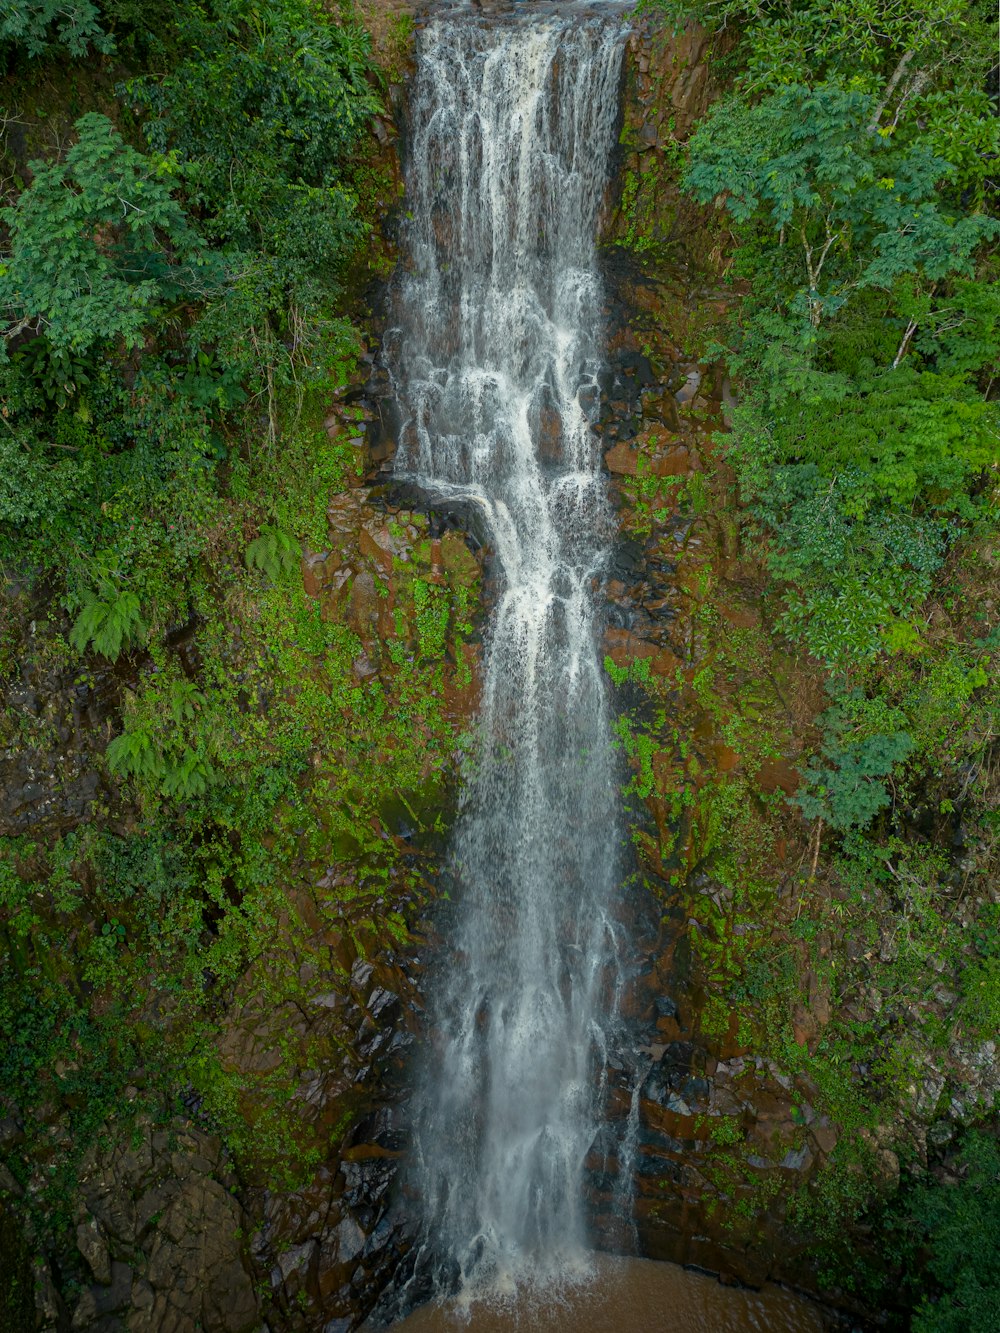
[[0, 0, 997, 1329], [645, 1, 1000, 1327], [0, 0, 454, 1311]]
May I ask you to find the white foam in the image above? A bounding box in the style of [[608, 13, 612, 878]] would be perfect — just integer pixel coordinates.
[[389, 7, 631, 1299]]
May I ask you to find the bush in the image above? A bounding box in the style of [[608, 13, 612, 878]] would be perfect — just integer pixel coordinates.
[[0, 113, 217, 355], [0, 0, 112, 60], [895, 1133, 1000, 1333]]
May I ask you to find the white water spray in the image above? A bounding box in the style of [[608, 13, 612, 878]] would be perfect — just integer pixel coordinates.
[[389, 3, 630, 1299]]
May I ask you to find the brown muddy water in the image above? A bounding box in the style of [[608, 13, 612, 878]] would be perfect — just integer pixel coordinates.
[[392, 1255, 827, 1331]]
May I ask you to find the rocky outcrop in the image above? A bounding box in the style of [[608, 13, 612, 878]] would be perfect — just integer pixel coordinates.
[[579, 258, 836, 1291], [55, 1117, 257, 1333], [605, 17, 732, 268]]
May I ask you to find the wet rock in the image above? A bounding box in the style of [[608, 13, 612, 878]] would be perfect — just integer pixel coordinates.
[[34, 1258, 68, 1331], [0, 1115, 23, 1149], [303, 551, 331, 597], [72, 1261, 133, 1326], [780, 1144, 813, 1171], [76, 1214, 113, 1284], [143, 1177, 256, 1331], [0, 1162, 22, 1197], [358, 527, 396, 576], [331, 1213, 366, 1266], [811, 1122, 838, 1155], [604, 440, 640, 475], [535, 398, 564, 465]]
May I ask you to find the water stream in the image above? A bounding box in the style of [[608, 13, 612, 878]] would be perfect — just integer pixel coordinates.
[[387, 0, 631, 1302]]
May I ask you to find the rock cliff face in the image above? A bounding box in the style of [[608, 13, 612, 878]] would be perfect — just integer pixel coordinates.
[[587, 19, 860, 1300], [588, 276, 837, 1290]]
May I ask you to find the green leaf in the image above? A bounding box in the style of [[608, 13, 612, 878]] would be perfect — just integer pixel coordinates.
[[245, 524, 301, 582]]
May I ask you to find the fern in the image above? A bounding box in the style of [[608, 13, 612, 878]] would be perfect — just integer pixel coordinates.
[[245, 524, 301, 582], [106, 728, 164, 782], [168, 680, 207, 724], [160, 749, 215, 801], [107, 728, 215, 800], [69, 588, 145, 659]]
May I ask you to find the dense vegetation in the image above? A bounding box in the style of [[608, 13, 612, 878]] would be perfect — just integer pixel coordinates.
[[2, 0, 998, 1327], [0, 1, 465, 1317], [642, 1, 999, 1327]]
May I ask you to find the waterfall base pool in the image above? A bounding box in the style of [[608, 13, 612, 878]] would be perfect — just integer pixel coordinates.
[[391, 1255, 827, 1332]]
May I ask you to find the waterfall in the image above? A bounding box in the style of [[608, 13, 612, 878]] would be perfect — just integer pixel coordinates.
[[388, 2, 630, 1301]]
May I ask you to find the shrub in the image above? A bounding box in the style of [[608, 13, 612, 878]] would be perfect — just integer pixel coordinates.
[[0, 113, 217, 355]]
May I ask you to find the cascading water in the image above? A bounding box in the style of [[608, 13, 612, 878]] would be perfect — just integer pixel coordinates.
[[387, 0, 630, 1301]]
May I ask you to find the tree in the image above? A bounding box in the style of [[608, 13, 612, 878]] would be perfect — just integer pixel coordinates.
[[124, 0, 377, 440], [0, 112, 218, 356], [125, 0, 377, 274], [648, 0, 999, 201], [898, 1133, 1000, 1333], [0, 0, 112, 60], [684, 85, 998, 329]]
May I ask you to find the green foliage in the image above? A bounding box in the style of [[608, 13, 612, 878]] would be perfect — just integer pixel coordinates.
[[246, 524, 301, 582], [69, 582, 146, 658], [604, 654, 653, 688], [747, 456, 950, 666], [106, 673, 220, 801], [0, 113, 216, 355], [905, 277, 1000, 375], [0, 1202, 33, 1333], [959, 904, 1000, 1039], [685, 85, 998, 328], [796, 721, 913, 832], [647, 0, 999, 195], [0, 0, 431, 1291], [764, 369, 998, 519], [0, 0, 112, 59], [159, 747, 214, 800], [893, 1132, 1000, 1333], [647, 1, 1000, 1318], [0, 0, 376, 638], [106, 725, 162, 780], [678, 23, 999, 687], [612, 714, 657, 800], [412, 577, 449, 662], [114, 0, 377, 440], [126, 0, 377, 281]]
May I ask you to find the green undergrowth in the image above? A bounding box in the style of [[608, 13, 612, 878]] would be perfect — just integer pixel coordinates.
[[0, 1200, 33, 1332], [1, 444, 479, 1219], [623, 5, 1000, 1321], [0, 0, 475, 1281]]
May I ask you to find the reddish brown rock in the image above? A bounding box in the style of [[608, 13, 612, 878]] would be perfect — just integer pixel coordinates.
[[605, 440, 641, 475]]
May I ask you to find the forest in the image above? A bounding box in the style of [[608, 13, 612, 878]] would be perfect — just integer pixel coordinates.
[[0, 0, 997, 1330]]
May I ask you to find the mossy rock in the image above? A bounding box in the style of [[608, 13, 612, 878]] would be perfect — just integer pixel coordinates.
[[377, 774, 449, 848], [440, 531, 480, 587]]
